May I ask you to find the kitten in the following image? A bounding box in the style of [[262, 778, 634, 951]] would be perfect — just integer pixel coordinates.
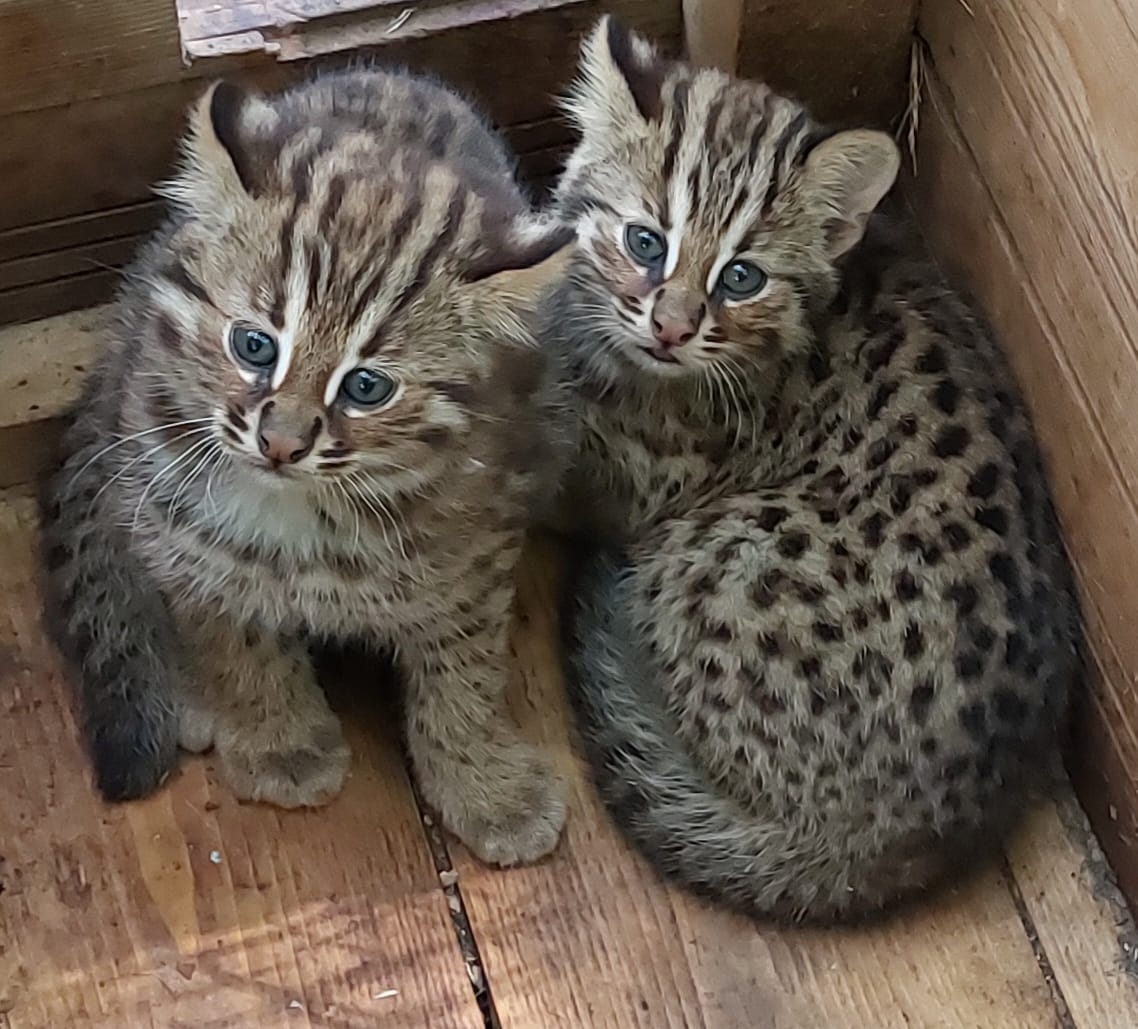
[[547, 18, 1082, 919], [42, 68, 572, 866]]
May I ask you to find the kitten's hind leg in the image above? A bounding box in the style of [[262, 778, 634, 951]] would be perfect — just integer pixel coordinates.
[[179, 612, 350, 808], [402, 584, 566, 867]]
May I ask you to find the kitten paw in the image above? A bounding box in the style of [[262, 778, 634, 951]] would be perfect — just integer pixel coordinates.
[[218, 721, 350, 809], [177, 702, 215, 753], [430, 754, 567, 866]]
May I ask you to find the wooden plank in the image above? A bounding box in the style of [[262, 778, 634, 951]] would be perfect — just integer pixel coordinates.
[[0, 272, 121, 331], [0, 203, 160, 266], [0, 494, 483, 1028], [447, 538, 1072, 1029], [0, 0, 189, 119], [0, 0, 678, 232], [1007, 790, 1138, 1029], [915, 0, 1138, 910], [0, 307, 104, 485], [683, 0, 744, 72], [737, 0, 916, 127]]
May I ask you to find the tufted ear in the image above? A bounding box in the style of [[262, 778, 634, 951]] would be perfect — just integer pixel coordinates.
[[563, 15, 668, 139], [158, 80, 281, 213], [797, 129, 900, 258]]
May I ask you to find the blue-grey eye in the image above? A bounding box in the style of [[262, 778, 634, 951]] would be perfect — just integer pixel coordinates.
[[624, 224, 667, 266], [719, 260, 768, 300], [340, 367, 397, 408], [229, 325, 278, 369]]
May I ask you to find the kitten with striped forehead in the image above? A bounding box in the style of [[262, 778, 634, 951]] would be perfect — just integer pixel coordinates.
[[42, 68, 571, 866], [548, 19, 1080, 919]]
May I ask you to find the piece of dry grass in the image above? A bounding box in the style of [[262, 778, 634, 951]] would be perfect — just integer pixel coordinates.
[[899, 35, 928, 174], [901, 0, 972, 173]]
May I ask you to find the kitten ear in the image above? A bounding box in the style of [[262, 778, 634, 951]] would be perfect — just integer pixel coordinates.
[[565, 15, 667, 136], [798, 129, 900, 257], [160, 81, 280, 211]]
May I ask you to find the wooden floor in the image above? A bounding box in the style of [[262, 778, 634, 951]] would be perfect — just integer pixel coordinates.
[[1, 492, 1137, 1029]]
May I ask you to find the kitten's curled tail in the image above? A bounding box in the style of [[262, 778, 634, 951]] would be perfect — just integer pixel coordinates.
[[562, 547, 935, 924], [41, 435, 181, 801]]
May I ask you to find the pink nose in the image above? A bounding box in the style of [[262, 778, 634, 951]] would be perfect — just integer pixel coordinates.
[[651, 316, 697, 348], [258, 428, 315, 466]]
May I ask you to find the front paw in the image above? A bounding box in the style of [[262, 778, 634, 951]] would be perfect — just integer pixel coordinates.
[[423, 747, 567, 866], [217, 720, 350, 809]]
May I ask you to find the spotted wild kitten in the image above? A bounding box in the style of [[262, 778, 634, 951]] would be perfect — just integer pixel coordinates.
[[546, 18, 1082, 919], [42, 69, 572, 866]]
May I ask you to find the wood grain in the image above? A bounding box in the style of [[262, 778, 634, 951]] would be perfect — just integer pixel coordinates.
[[1007, 792, 1138, 1029], [0, 0, 678, 325], [737, 0, 916, 127], [0, 495, 483, 1029], [0, 455, 1134, 1026], [682, 0, 743, 72], [0, 307, 103, 487], [444, 538, 1081, 1029], [914, 0, 1138, 910]]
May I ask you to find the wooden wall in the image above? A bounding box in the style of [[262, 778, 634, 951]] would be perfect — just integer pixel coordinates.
[[0, 0, 917, 328], [0, 0, 680, 326], [737, 0, 915, 128], [912, 0, 1138, 905]]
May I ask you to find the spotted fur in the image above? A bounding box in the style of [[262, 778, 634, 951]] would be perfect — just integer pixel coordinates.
[[548, 19, 1082, 920], [42, 68, 572, 866]]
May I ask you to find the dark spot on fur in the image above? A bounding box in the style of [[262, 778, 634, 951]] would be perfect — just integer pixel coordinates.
[[777, 532, 810, 560], [903, 622, 925, 659], [867, 381, 898, 420], [890, 479, 914, 516], [933, 378, 961, 415], [988, 552, 1021, 595], [955, 652, 985, 680], [932, 424, 971, 458], [975, 506, 1010, 536], [895, 570, 921, 601], [968, 461, 1001, 499], [916, 343, 947, 374], [1004, 632, 1026, 668], [759, 633, 782, 657], [796, 583, 825, 605], [750, 570, 784, 608], [947, 581, 979, 616], [814, 621, 843, 643], [943, 522, 972, 552], [867, 438, 897, 470], [994, 688, 1030, 725], [959, 702, 987, 740], [860, 512, 887, 547], [896, 414, 918, 437], [756, 506, 790, 531], [971, 625, 997, 652], [798, 657, 822, 679], [944, 755, 970, 780], [910, 680, 936, 723]]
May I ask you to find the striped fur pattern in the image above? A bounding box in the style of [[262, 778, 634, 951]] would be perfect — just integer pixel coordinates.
[[42, 68, 572, 866], [548, 19, 1082, 920]]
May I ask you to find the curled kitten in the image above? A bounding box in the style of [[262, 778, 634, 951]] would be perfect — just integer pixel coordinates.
[[548, 19, 1081, 920]]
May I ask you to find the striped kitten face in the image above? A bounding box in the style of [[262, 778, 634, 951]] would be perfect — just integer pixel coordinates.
[[556, 18, 898, 382], [144, 79, 567, 497]]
